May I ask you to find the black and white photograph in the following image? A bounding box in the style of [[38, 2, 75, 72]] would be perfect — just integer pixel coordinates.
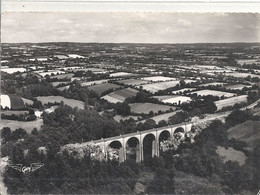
[[1, 1, 260, 194]]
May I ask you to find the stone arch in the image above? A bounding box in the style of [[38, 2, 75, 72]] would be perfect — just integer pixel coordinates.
[[143, 133, 156, 165], [174, 127, 185, 134], [106, 140, 123, 162], [159, 130, 171, 154], [126, 137, 140, 162]]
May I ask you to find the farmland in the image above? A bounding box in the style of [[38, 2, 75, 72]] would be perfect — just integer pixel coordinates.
[[214, 95, 248, 110], [172, 88, 196, 94], [190, 89, 236, 98], [1, 68, 26, 74], [216, 146, 247, 166], [153, 95, 191, 104], [138, 110, 180, 123], [141, 76, 176, 82], [129, 103, 176, 114], [228, 120, 260, 149], [140, 80, 180, 93], [117, 79, 150, 86], [101, 88, 139, 103], [0, 119, 43, 133], [81, 79, 109, 87], [199, 82, 227, 87], [87, 83, 122, 96], [109, 72, 135, 77], [224, 72, 260, 79], [36, 96, 85, 109], [225, 84, 249, 90]]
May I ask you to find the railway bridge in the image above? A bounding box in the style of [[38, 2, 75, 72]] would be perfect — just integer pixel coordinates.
[[84, 122, 193, 163]]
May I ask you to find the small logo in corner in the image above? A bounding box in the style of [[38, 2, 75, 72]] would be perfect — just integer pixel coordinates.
[[8, 163, 44, 173]]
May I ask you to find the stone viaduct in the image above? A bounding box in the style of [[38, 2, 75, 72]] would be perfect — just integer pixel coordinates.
[[86, 122, 193, 163]]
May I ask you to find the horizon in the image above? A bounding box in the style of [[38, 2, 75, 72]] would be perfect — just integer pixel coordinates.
[[2, 12, 260, 44]]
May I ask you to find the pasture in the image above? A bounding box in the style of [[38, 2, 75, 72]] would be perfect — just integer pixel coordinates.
[[216, 146, 247, 166], [138, 110, 180, 123], [199, 82, 227, 87], [190, 89, 235, 98], [214, 95, 248, 110], [109, 72, 135, 77], [117, 79, 150, 86], [224, 72, 260, 79], [0, 119, 43, 133], [225, 84, 249, 90], [81, 79, 109, 87], [228, 120, 260, 150], [50, 73, 74, 80], [141, 80, 180, 93], [153, 95, 191, 104], [129, 103, 176, 114], [101, 88, 139, 103], [87, 83, 121, 96], [1, 110, 29, 116], [141, 76, 176, 82], [172, 88, 196, 94], [36, 96, 85, 109], [1, 68, 26, 74]]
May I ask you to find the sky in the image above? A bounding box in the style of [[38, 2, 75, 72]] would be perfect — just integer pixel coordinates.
[[1, 12, 260, 43]]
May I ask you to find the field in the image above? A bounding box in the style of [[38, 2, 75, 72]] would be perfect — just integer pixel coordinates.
[[87, 83, 121, 96], [81, 79, 109, 87], [216, 146, 247, 166], [153, 95, 191, 104], [228, 120, 260, 149], [1, 68, 26, 74], [71, 68, 108, 73], [109, 72, 135, 77], [37, 70, 66, 77], [117, 79, 150, 86], [224, 72, 260, 78], [57, 86, 70, 91], [1, 110, 29, 116], [51, 81, 70, 87], [0, 119, 43, 133], [190, 89, 236, 98], [101, 88, 139, 103], [113, 115, 139, 122], [172, 88, 196, 94], [36, 96, 85, 109], [50, 73, 74, 80], [225, 84, 249, 90], [214, 95, 248, 110], [199, 82, 226, 87], [138, 110, 180, 123], [140, 80, 180, 93], [141, 76, 176, 82], [129, 103, 176, 114]]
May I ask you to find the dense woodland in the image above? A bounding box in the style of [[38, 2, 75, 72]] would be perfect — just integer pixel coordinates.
[[1, 104, 260, 194]]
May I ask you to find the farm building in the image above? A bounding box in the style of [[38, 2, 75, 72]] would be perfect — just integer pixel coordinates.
[[1, 95, 33, 109]]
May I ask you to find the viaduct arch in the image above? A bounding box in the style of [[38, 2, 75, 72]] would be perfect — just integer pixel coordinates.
[[82, 122, 192, 163]]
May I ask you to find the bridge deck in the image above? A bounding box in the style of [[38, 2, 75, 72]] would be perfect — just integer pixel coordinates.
[[90, 122, 191, 144]]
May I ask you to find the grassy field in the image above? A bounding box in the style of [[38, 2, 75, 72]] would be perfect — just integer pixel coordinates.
[[190, 89, 235, 98], [0, 119, 43, 133], [50, 73, 74, 80], [141, 76, 176, 82], [225, 84, 249, 90], [153, 95, 191, 104], [1, 110, 29, 116], [117, 79, 150, 86], [141, 80, 180, 93], [109, 72, 135, 77], [199, 82, 227, 87], [216, 146, 247, 166], [224, 72, 260, 79], [214, 95, 248, 110], [138, 110, 180, 123], [228, 120, 260, 149], [129, 103, 175, 114], [81, 79, 109, 87], [36, 96, 85, 109], [87, 83, 121, 96], [113, 115, 140, 122], [101, 88, 139, 103]]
